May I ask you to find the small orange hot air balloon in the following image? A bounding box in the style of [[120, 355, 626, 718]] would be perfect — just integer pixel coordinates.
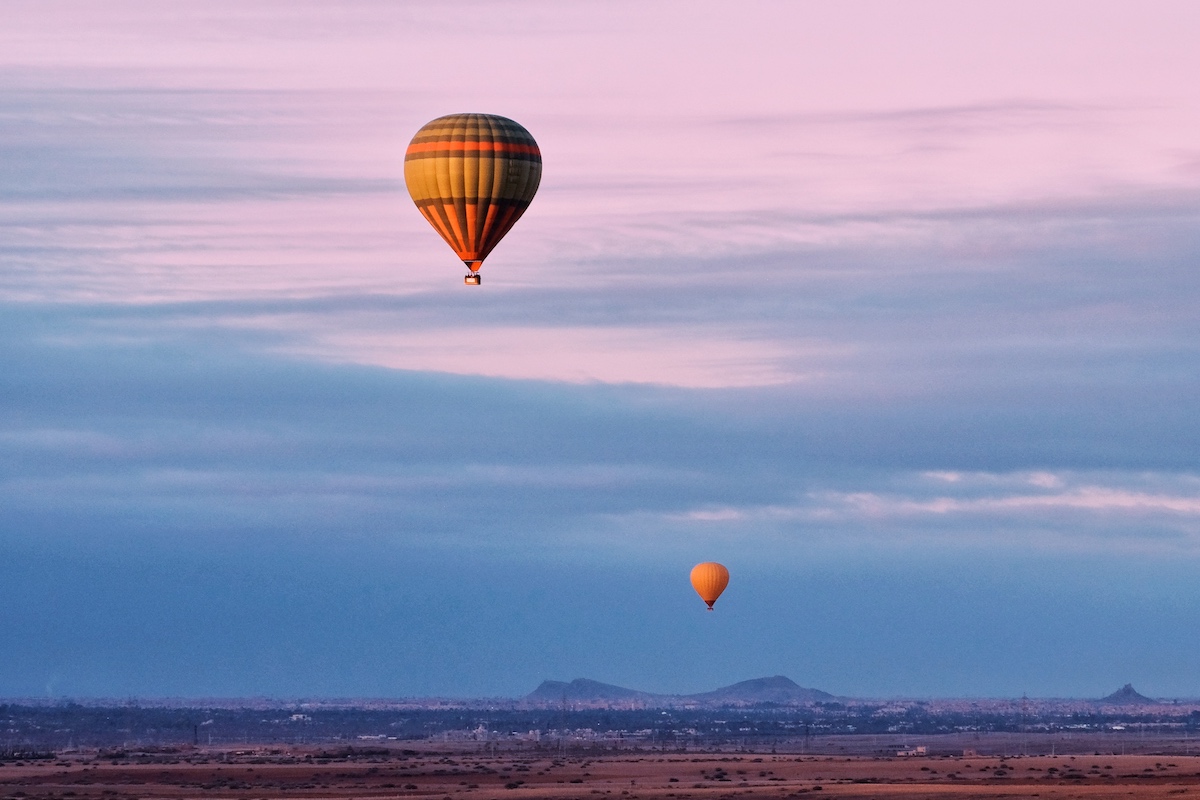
[[404, 113, 542, 285], [690, 562, 729, 611]]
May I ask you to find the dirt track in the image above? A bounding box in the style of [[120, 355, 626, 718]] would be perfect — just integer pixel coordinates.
[[5, 751, 1200, 800]]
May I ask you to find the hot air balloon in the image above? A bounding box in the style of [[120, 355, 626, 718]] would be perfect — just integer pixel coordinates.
[[404, 113, 542, 285], [690, 562, 729, 611]]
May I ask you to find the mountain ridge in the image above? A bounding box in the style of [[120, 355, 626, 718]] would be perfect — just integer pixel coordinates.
[[524, 675, 835, 708]]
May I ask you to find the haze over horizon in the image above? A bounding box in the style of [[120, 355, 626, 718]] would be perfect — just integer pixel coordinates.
[[0, 674, 1178, 706], [3, 1, 1200, 701]]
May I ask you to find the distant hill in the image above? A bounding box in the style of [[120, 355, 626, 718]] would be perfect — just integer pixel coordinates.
[[526, 678, 658, 705], [684, 676, 835, 706], [524, 676, 835, 709], [1098, 684, 1158, 705]]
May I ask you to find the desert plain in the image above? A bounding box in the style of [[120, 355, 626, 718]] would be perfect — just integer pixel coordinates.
[[6, 749, 1200, 800]]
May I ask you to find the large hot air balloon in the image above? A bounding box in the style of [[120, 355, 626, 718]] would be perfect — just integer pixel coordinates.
[[404, 113, 542, 285], [690, 562, 729, 611]]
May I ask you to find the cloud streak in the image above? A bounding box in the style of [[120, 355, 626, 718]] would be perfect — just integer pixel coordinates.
[[662, 470, 1200, 556]]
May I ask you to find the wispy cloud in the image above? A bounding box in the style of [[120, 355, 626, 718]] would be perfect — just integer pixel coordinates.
[[824, 485, 1200, 519], [662, 470, 1200, 555]]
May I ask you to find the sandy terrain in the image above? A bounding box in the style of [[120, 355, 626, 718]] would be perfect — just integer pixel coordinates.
[[5, 750, 1200, 800]]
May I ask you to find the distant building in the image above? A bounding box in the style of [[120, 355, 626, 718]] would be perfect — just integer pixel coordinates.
[[897, 746, 927, 756]]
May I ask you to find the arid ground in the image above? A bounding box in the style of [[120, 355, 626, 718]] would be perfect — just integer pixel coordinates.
[[6, 749, 1200, 800]]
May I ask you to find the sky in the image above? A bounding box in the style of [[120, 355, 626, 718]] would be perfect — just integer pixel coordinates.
[[2, 0, 1200, 701]]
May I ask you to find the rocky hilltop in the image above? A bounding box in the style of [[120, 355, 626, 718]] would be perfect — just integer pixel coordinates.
[[685, 675, 835, 705], [525, 675, 834, 709], [1098, 684, 1159, 706]]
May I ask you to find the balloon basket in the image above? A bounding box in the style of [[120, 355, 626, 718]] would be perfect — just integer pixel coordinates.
[[464, 274, 481, 285]]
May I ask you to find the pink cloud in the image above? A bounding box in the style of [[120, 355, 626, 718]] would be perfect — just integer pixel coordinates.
[[273, 322, 819, 389]]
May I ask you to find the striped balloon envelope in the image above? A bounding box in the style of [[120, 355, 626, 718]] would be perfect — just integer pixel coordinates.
[[404, 113, 542, 284]]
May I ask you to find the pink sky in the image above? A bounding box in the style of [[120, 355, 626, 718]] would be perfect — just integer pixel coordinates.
[[3, 1, 1200, 387]]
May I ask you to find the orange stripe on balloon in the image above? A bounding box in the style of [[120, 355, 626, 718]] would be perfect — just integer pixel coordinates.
[[464, 202, 480, 255], [405, 141, 540, 157], [419, 206, 458, 252]]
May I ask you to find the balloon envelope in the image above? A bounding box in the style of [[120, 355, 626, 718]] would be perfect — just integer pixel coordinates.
[[690, 562, 730, 610], [404, 113, 542, 275]]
